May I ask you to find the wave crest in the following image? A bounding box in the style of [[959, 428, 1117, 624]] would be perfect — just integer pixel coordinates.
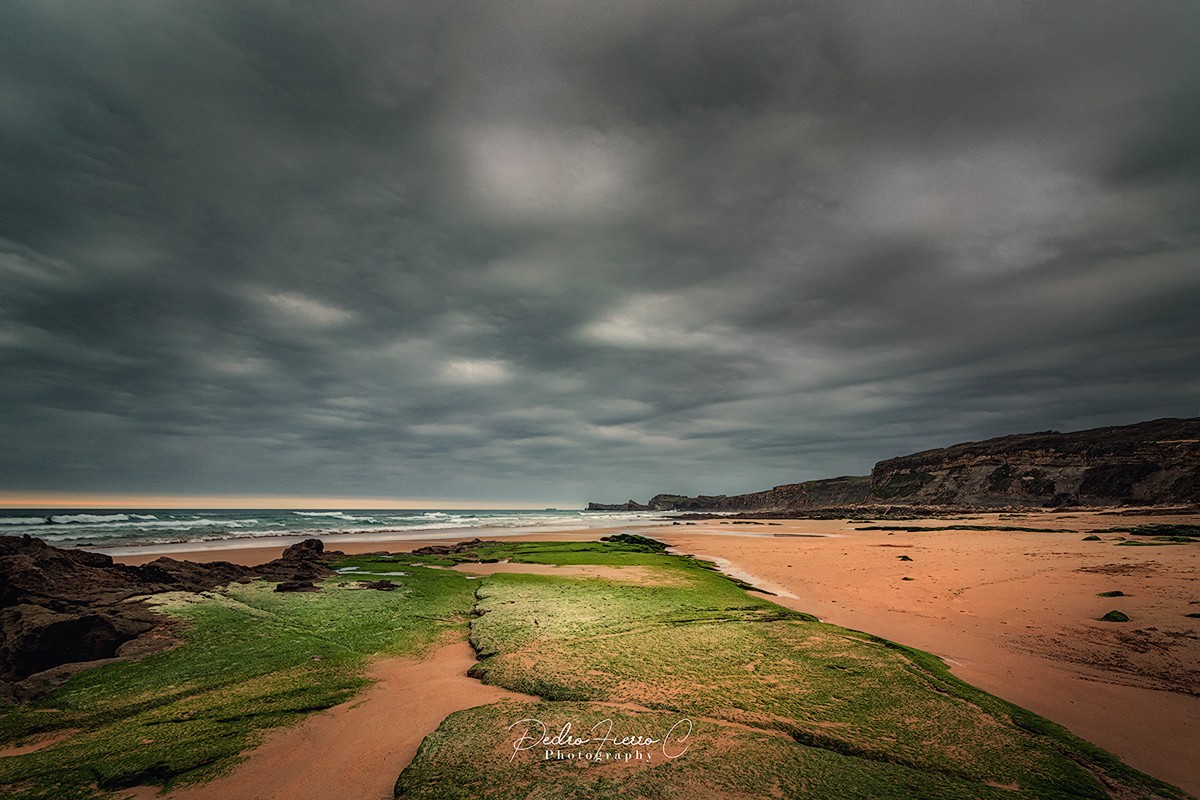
[[50, 513, 131, 524]]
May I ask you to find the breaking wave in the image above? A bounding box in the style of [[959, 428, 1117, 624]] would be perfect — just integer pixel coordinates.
[[50, 513, 132, 524]]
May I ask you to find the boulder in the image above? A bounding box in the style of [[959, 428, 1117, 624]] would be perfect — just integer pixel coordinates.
[[274, 580, 318, 593], [362, 580, 398, 591]]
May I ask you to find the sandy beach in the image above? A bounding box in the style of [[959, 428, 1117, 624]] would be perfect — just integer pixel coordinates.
[[110, 512, 1200, 797]]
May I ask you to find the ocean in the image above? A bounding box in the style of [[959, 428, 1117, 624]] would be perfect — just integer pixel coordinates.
[[0, 508, 674, 552]]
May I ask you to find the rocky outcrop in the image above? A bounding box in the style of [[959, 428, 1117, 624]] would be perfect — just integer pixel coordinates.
[[588, 418, 1200, 513], [0, 535, 339, 701], [589, 477, 872, 513], [648, 477, 874, 511], [409, 538, 504, 556], [259, 538, 340, 582], [869, 418, 1200, 508], [586, 500, 649, 511]]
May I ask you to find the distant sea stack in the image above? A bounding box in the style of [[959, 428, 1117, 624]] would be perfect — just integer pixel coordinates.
[[590, 418, 1200, 513]]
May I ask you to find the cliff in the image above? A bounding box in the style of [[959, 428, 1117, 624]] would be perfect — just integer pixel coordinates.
[[642, 477, 873, 511], [588, 418, 1200, 513], [869, 417, 1199, 507]]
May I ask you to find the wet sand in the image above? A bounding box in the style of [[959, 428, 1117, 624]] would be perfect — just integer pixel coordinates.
[[0, 729, 78, 758], [109, 511, 1200, 795], [130, 638, 536, 800]]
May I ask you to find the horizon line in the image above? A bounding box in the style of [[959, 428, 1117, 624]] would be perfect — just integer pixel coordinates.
[[0, 492, 579, 511]]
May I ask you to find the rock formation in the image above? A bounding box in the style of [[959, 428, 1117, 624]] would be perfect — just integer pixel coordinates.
[[588, 418, 1200, 513], [0, 536, 338, 701], [585, 500, 649, 511], [409, 538, 504, 556], [870, 417, 1200, 507]]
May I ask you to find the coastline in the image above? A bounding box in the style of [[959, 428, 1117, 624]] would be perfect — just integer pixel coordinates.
[[106, 526, 637, 566], [655, 512, 1200, 796], [104, 510, 1200, 795]]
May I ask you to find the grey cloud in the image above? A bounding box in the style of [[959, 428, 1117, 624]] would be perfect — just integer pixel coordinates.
[[0, 1, 1197, 503]]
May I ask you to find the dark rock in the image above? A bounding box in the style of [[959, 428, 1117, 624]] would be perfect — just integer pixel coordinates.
[[643, 479, 872, 512], [599, 533, 668, 551], [410, 538, 503, 556], [1079, 464, 1161, 497], [870, 418, 1200, 508], [274, 580, 318, 593], [1100, 610, 1130, 622], [673, 506, 944, 521], [0, 535, 340, 700], [0, 536, 191, 697], [281, 538, 325, 560], [0, 605, 141, 679], [897, 555, 913, 561], [255, 538, 339, 582], [1108, 523, 1200, 537], [586, 500, 649, 511], [362, 580, 398, 591], [138, 557, 258, 591], [587, 418, 1200, 514]]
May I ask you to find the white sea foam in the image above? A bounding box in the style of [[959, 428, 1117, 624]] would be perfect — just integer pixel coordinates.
[[50, 513, 131, 524], [42, 518, 259, 532], [292, 511, 376, 522], [34, 507, 678, 550]]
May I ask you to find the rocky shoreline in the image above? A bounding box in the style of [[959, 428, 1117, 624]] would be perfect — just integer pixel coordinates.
[[0, 535, 338, 702]]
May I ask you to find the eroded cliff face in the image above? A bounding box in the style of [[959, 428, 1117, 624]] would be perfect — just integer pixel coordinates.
[[590, 418, 1200, 512], [589, 477, 872, 512], [868, 418, 1200, 508], [642, 476, 873, 511]]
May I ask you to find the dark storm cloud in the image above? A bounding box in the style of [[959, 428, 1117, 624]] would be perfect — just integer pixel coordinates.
[[1, 1, 1198, 503]]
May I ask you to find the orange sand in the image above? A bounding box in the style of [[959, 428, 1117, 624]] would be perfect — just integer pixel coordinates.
[[0, 729, 78, 758], [133, 639, 535, 800]]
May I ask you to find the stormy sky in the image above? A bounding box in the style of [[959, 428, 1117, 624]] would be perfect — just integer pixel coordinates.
[[1, 2, 1198, 506]]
